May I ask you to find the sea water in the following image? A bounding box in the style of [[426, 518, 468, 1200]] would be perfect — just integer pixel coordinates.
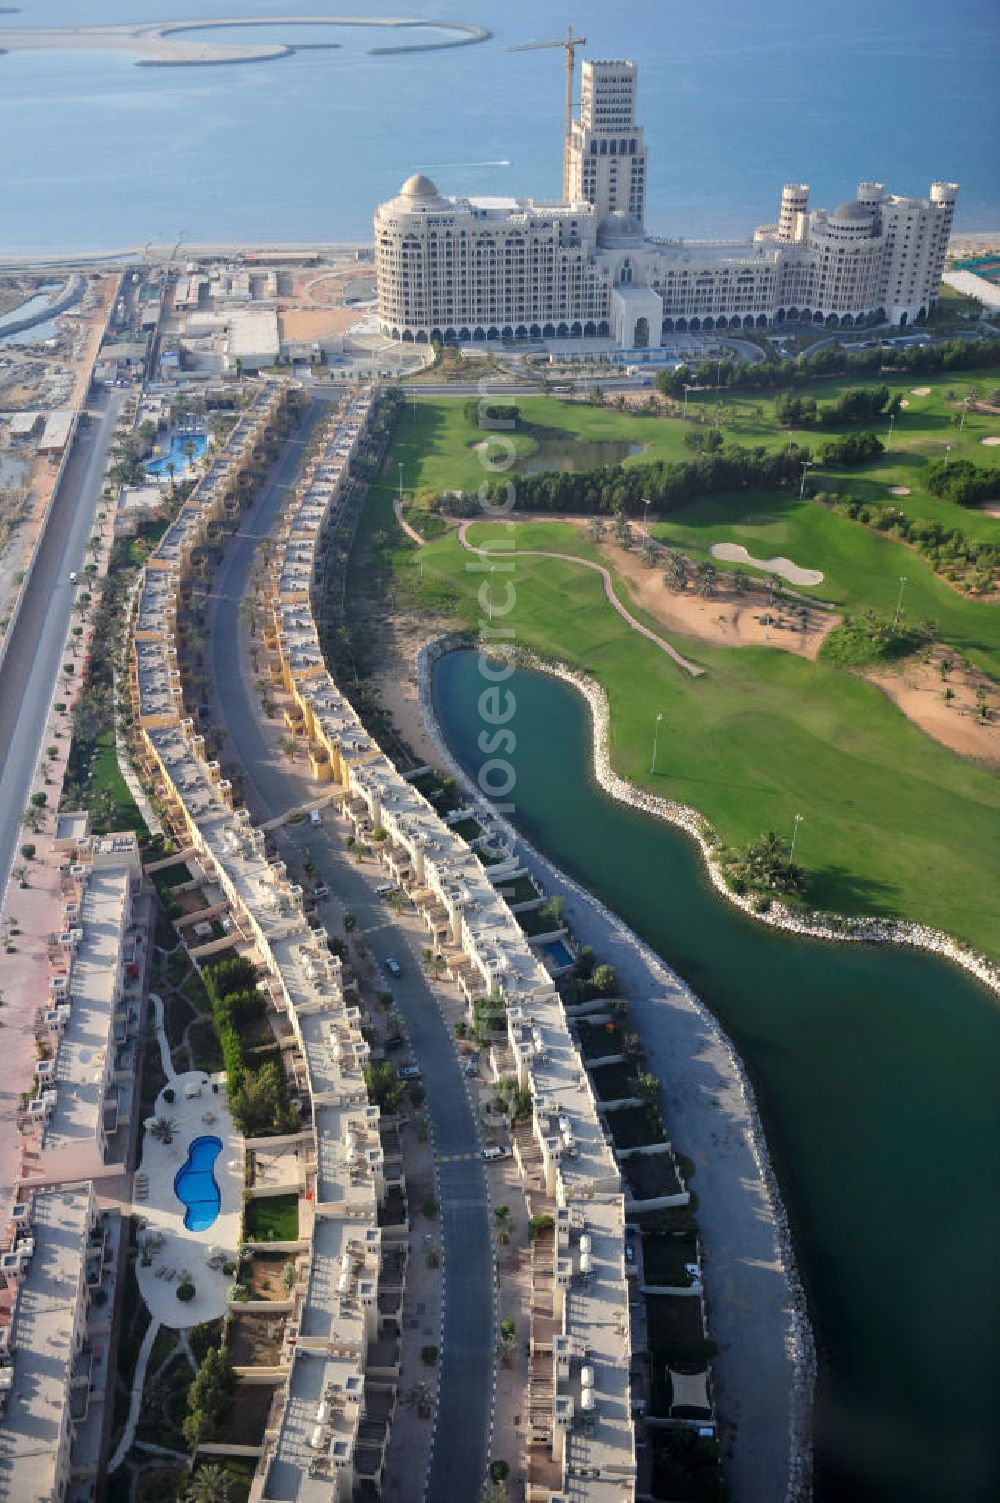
[[0, 0, 998, 254]]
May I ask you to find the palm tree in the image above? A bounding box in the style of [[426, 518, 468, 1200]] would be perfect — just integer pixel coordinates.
[[186, 1464, 230, 1503], [695, 560, 718, 598], [662, 551, 687, 592], [149, 1115, 177, 1144]]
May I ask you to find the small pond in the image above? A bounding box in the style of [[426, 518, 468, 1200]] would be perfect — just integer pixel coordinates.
[[517, 436, 645, 475]]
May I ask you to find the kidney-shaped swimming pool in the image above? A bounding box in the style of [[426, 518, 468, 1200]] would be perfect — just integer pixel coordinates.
[[174, 1134, 223, 1232]]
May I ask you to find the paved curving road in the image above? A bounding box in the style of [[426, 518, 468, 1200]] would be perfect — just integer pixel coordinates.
[[204, 394, 494, 1502], [0, 389, 125, 904]]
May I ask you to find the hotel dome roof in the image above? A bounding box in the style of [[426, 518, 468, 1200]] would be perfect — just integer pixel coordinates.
[[831, 199, 872, 222], [400, 173, 440, 199], [597, 210, 645, 248]]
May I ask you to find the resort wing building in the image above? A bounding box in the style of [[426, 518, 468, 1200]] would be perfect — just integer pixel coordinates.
[[375, 57, 957, 348]]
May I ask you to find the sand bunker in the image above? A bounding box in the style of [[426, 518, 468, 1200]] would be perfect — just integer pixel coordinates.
[[889, 486, 911, 496], [910, 386, 931, 396], [980, 435, 1000, 446], [710, 543, 824, 586], [899, 399, 910, 408]]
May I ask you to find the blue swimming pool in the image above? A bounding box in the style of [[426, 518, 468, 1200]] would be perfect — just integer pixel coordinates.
[[145, 431, 207, 478], [541, 939, 574, 968], [173, 1134, 223, 1232]]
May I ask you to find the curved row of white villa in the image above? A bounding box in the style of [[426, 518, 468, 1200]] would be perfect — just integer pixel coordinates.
[[260, 393, 638, 1500], [130, 385, 392, 1503]]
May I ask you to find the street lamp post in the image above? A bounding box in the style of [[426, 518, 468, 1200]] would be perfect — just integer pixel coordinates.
[[892, 574, 908, 632], [683, 384, 691, 418], [398, 462, 404, 502], [651, 712, 664, 774], [790, 812, 804, 862], [799, 459, 814, 500], [944, 444, 953, 468], [643, 497, 651, 536], [886, 412, 895, 449]]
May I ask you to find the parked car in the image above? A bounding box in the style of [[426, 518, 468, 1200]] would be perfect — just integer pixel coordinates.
[[482, 1145, 512, 1162], [69, 571, 78, 583], [309, 809, 322, 827], [311, 884, 329, 900], [384, 957, 402, 978], [397, 1064, 421, 1081]]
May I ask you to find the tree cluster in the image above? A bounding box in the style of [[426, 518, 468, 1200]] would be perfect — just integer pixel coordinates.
[[183, 1346, 234, 1449], [477, 442, 812, 518], [203, 958, 295, 1136], [818, 430, 885, 466], [926, 457, 1000, 508], [654, 336, 1000, 399], [836, 495, 999, 593], [776, 384, 900, 429]]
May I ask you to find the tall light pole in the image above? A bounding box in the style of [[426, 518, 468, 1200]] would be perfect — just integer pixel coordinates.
[[790, 812, 804, 862], [651, 713, 664, 774], [643, 497, 651, 536], [799, 459, 814, 500], [398, 462, 404, 503], [886, 412, 895, 449], [944, 444, 953, 468], [892, 575, 907, 632], [683, 384, 691, 419]]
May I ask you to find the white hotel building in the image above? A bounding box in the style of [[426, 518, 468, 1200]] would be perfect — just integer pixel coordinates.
[[375, 58, 957, 349]]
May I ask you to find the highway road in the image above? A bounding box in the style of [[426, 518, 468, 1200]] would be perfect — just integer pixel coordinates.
[[204, 395, 494, 1502], [0, 388, 125, 904]]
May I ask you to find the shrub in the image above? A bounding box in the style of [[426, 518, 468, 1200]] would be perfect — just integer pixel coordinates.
[[20, 844, 35, 861], [422, 1199, 439, 1220], [163, 1087, 175, 1103], [30, 792, 47, 808], [222, 1260, 237, 1277], [421, 1345, 439, 1366], [490, 1460, 510, 1483], [176, 1281, 196, 1302]]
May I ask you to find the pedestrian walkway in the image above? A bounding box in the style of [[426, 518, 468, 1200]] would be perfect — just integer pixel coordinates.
[[108, 1315, 161, 1473], [394, 496, 426, 545]]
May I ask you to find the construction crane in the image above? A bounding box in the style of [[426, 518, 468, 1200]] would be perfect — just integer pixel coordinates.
[[507, 25, 586, 200]]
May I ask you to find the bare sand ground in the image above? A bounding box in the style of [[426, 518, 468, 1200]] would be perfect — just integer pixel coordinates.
[[978, 501, 1000, 518], [981, 435, 1000, 446], [889, 486, 911, 496], [278, 306, 357, 341], [910, 386, 932, 396], [870, 654, 999, 763], [573, 524, 839, 659]]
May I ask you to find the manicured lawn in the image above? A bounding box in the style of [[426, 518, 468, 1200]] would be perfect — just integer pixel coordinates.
[[410, 521, 1000, 961], [645, 489, 1000, 677], [247, 1194, 299, 1243], [360, 385, 1000, 962]]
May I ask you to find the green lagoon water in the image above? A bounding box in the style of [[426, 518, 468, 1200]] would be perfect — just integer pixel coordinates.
[[433, 649, 1000, 1503]]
